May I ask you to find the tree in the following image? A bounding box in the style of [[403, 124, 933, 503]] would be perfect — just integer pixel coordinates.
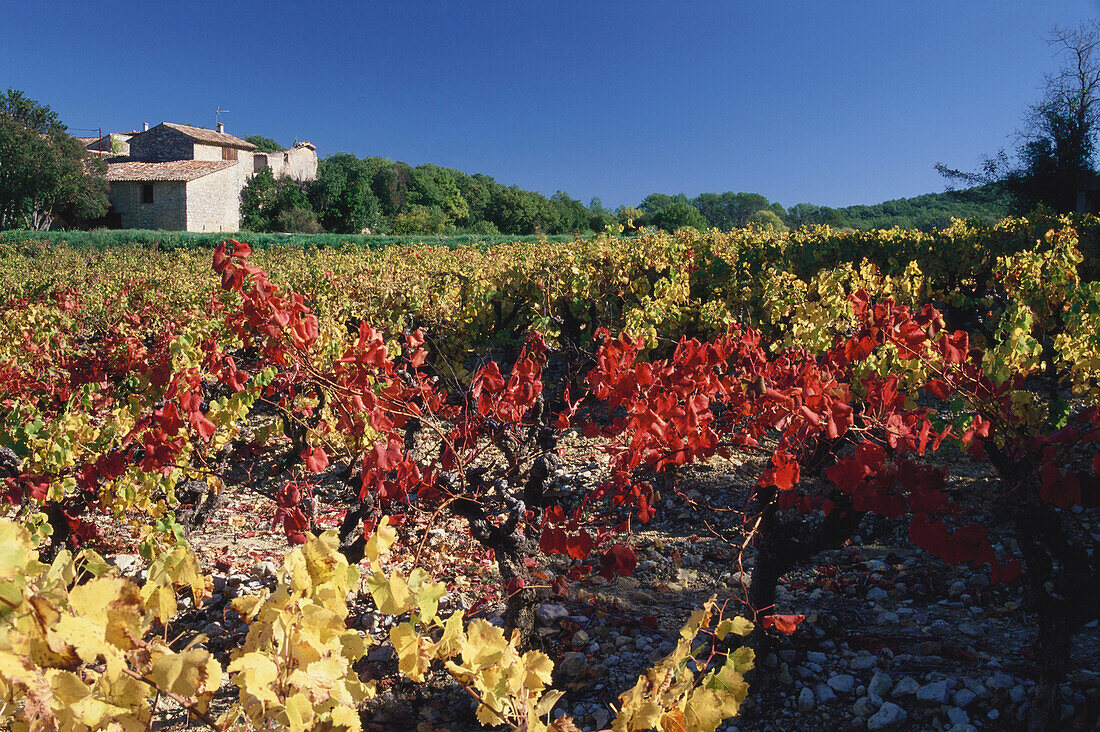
[[938, 21, 1100, 213], [0, 89, 108, 230], [650, 200, 707, 232], [747, 208, 788, 232], [486, 185, 558, 234], [391, 203, 448, 234], [549, 190, 590, 233], [616, 205, 647, 232], [1008, 101, 1094, 212], [371, 161, 414, 217], [638, 192, 688, 215], [587, 196, 615, 232], [245, 134, 282, 153], [240, 167, 278, 231], [455, 172, 496, 227], [240, 168, 319, 233], [308, 154, 383, 234], [410, 165, 469, 226], [0, 88, 64, 134], [691, 191, 772, 230]]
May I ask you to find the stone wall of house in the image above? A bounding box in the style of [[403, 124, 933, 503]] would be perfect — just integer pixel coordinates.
[[192, 143, 222, 161], [109, 182, 186, 229], [87, 133, 131, 155], [128, 126, 194, 162], [255, 143, 318, 182], [195, 143, 256, 192], [185, 167, 242, 232]]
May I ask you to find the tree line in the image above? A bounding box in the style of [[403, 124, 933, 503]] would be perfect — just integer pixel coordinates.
[[239, 155, 1014, 237], [238, 154, 633, 236]]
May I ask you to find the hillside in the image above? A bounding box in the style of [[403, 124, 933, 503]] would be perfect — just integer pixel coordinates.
[[791, 183, 1015, 232]]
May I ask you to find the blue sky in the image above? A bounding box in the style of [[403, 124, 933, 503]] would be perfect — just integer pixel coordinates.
[[2, 1, 1099, 208]]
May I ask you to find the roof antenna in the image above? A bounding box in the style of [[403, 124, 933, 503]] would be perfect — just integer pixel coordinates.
[[215, 106, 230, 134]]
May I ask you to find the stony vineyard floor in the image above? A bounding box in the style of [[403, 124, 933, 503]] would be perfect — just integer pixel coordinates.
[[133, 438, 1100, 732]]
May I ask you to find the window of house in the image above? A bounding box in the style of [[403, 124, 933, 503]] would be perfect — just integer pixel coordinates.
[[141, 184, 154, 204], [222, 146, 238, 161]]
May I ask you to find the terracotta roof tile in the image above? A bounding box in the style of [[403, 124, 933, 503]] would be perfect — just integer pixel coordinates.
[[106, 160, 237, 182], [159, 122, 257, 150]]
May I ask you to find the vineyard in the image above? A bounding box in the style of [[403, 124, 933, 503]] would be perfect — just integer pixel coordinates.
[[0, 216, 1097, 731]]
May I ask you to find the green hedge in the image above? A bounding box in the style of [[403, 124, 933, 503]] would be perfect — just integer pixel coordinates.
[[0, 229, 578, 251]]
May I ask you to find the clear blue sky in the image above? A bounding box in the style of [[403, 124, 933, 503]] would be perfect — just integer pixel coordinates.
[[3, 1, 1099, 209]]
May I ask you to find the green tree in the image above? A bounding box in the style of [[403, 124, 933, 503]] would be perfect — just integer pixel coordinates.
[[410, 165, 469, 226], [549, 191, 590, 233], [240, 168, 319, 232], [274, 203, 321, 233], [616, 206, 647, 232], [638, 192, 689, 215], [0, 88, 64, 134], [245, 134, 282, 153], [371, 161, 414, 217], [240, 167, 278, 231], [786, 202, 846, 228], [456, 173, 497, 227], [308, 154, 383, 234], [587, 196, 615, 232], [1012, 22, 1100, 211], [691, 191, 771, 230], [0, 89, 107, 229], [651, 200, 707, 232], [747, 208, 788, 232], [486, 185, 558, 234], [391, 204, 448, 234], [766, 201, 788, 221]]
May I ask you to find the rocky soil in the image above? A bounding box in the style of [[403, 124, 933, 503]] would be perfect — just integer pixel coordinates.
[[121, 429, 1100, 732]]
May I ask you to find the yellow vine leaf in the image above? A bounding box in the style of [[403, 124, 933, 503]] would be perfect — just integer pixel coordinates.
[[150, 647, 221, 700], [613, 597, 751, 732], [366, 569, 412, 615], [522, 650, 555, 692], [714, 616, 752, 640], [283, 692, 316, 731], [391, 621, 432, 681], [0, 519, 221, 731], [407, 568, 447, 622], [224, 532, 374, 731], [364, 514, 397, 566], [728, 646, 755, 674], [429, 609, 466, 658], [287, 655, 348, 701], [142, 542, 206, 624], [462, 619, 510, 670], [226, 651, 281, 706]]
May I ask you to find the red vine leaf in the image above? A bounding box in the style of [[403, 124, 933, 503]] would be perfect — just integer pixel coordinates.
[[303, 446, 329, 473], [761, 614, 804, 635], [599, 544, 637, 579]]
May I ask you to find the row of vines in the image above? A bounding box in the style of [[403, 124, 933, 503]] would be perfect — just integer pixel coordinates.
[[0, 216, 1097, 730]]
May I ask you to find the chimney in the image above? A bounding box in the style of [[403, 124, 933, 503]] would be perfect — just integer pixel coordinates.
[[217, 122, 224, 134], [142, 122, 149, 131]]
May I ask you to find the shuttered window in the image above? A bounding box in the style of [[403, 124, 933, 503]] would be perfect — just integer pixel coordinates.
[[222, 147, 238, 161]]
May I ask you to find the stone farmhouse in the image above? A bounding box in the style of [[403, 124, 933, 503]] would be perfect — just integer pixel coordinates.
[[90, 122, 317, 232]]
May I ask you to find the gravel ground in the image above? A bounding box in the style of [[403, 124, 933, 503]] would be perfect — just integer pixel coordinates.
[[124, 426, 1100, 732]]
